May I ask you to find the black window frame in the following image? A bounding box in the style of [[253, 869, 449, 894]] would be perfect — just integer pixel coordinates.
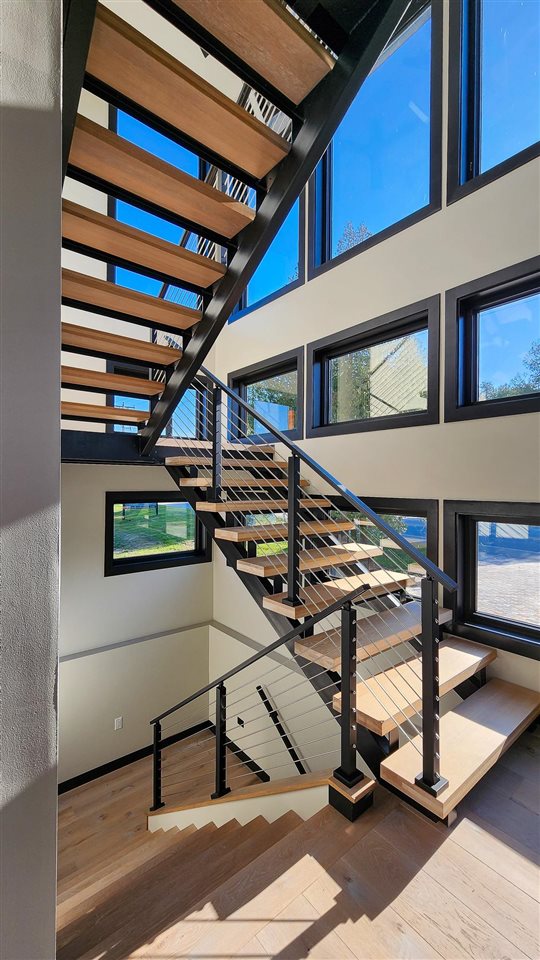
[[447, 0, 540, 205], [308, 0, 443, 280], [228, 347, 304, 442], [444, 258, 540, 423], [306, 295, 439, 438], [444, 500, 540, 660], [329, 495, 439, 565], [105, 491, 211, 577], [230, 192, 306, 324]]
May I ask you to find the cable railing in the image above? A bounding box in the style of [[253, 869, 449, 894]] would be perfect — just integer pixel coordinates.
[[147, 366, 457, 811]]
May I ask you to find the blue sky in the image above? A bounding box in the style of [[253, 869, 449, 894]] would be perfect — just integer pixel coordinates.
[[478, 293, 540, 388]]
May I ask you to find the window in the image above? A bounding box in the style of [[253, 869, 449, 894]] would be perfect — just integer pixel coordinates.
[[329, 496, 438, 567], [229, 348, 304, 441], [445, 259, 540, 421], [447, 0, 540, 201], [444, 501, 540, 657], [105, 492, 210, 575], [310, 2, 441, 273], [232, 196, 304, 320], [307, 297, 439, 437]]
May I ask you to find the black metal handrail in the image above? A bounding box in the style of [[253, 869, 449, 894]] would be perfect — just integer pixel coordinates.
[[200, 365, 458, 593]]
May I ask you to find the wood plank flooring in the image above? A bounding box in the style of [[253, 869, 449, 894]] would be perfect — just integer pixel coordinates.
[[58, 728, 539, 959]]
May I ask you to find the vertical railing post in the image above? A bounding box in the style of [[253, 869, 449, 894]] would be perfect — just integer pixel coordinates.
[[415, 576, 448, 796], [150, 721, 164, 811], [211, 385, 222, 501], [284, 453, 301, 606], [333, 601, 364, 788], [211, 682, 231, 799]]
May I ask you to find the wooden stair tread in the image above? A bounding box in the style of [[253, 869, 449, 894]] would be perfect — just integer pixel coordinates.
[[62, 199, 226, 289], [214, 519, 356, 542], [62, 268, 201, 331], [164, 440, 275, 453], [333, 636, 498, 736], [61, 322, 181, 367], [150, 770, 336, 816], [237, 544, 383, 577], [176, 476, 309, 488], [61, 401, 148, 424], [172, 0, 335, 106], [380, 678, 540, 818], [263, 570, 414, 617], [86, 4, 289, 181], [196, 497, 330, 512], [69, 115, 255, 240], [295, 601, 453, 670], [166, 455, 286, 468], [61, 365, 162, 398]]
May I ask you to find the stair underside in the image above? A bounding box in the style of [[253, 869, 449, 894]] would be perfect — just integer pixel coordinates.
[[173, 0, 335, 106], [69, 115, 255, 239], [166, 455, 287, 468], [176, 476, 310, 489], [263, 570, 414, 617], [61, 365, 163, 398], [236, 543, 383, 577], [61, 322, 181, 367], [62, 268, 201, 332], [196, 497, 330, 512], [333, 636, 497, 736], [295, 601, 453, 670], [215, 519, 356, 542], [61, 401, 148, 424], [86, 4, 290, 181], [380, 678, 540, 818]]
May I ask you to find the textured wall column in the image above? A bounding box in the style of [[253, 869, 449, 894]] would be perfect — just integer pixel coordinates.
[[0, 2, 61, 957]]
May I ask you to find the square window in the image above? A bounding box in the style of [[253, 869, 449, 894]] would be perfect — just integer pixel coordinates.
[[475, 521, 540, 628], [229, 349, 304, 441], [105, 493, 210, 575]]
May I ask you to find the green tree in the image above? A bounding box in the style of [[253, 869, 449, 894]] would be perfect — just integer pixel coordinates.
[[336, 221, 372, 256]]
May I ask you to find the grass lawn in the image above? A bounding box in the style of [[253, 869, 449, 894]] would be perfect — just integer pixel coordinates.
[[113, 502, 196, 558]]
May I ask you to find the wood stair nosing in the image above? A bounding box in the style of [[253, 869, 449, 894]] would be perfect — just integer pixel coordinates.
[[61, 322, 181, 368], [62, 199, 226, 290], [69, 115, 256, 241], [61, 365, 163, 399], [196, 497, 331, 513], [62, 268, 201, 333], [236, 544, 384, 578], [86, 4, 290, 182], [333, 636, 498, 736], [262, 570, 414, 617], [379, 677, 540, 818], [294, 601, 453, 670], [61, 401, 148, 425], [214, 519, 356, 543], [172, 0, 335, 107], [176, 476, 310, 489]]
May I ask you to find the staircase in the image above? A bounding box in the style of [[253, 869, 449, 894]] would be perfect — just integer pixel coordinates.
[[60, 1, 540, 831]]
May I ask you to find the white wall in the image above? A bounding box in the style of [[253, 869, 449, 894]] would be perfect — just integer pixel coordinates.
[[0, 2, 60, 957]]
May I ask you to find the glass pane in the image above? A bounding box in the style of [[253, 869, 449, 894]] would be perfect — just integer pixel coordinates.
[[480, 0, 540, 174], [476, 521, 540, 627], [245, 200, 300, 307], [113, 501, 197, 560], [327, 329, 428, 423], [477, 292, 540, 401], [245, 369, 297, 435], [328, 10, 431, 258], [113, 394, 150, 434]]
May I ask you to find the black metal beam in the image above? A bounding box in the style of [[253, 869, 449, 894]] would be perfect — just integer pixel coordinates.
[[143, 0, 303, 121], [63, 0, 97, 181], [141, 0, 411, 454], [61, 429, 179, 464]]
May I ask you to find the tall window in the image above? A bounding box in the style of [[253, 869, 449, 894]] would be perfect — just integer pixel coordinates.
[[445, 261, 540, 421], [234, 198, 303, 318], [105, 492, 210, 575], [307, 297, 439, 437], [448, 0, 540, 199], [312, 4, 438, 268]]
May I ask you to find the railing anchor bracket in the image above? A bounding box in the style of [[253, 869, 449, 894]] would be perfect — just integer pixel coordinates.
[[332, 767, 365, 789], [414, 773, 449, 797]]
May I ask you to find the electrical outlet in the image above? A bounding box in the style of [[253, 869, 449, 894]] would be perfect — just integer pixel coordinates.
[[114, 716, 123, 731]]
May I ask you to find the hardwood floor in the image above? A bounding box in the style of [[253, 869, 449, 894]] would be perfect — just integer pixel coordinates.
[[57, 729, 539, 959]]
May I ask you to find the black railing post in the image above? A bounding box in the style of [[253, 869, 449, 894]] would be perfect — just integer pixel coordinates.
[[210, 385, 222, 501], [211, 682, 231, 799], [333, 601, 364, 788], [415, 576, 448, 796], [150, 721, 164, 811], [284, 453, 301, 606]]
